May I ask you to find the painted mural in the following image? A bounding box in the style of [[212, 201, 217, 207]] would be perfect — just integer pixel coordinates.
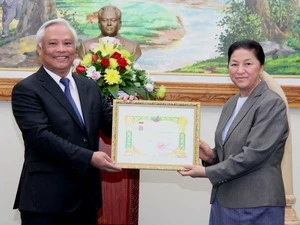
[[0, 0, 299, 75]]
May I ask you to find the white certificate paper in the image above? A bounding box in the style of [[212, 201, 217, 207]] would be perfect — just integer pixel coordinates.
[[111, 100, 200, 170]]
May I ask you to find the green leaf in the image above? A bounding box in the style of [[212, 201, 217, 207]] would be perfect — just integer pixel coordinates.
[[107, 85, 119, 99], [135, 87, 148, 100], [121, 86, 136, 96], [146, 91, 155, 100], [97, 78, 105, 86]]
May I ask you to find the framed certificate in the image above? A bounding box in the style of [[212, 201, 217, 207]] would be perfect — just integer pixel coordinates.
[[111, 100, 200, 170]]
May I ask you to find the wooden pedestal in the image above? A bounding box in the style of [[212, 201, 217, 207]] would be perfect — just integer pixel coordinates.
[[97, 134, 139, 225]]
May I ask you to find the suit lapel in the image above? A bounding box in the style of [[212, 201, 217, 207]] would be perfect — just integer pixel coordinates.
[[224, 98, 255, 144], [223, 81, 267, 144], [36, 67, 85, 130], [216, 95, 238, 146], [219, 96, 237, 132]]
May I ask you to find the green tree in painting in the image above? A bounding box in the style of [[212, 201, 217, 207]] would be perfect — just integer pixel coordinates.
[[176, 0, 299, 75], [287, 7, 300, 49], [217, 0, 299, 55], [216, 0, 265, 56]]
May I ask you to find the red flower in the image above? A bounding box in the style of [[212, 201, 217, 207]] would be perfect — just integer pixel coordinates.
[[117, 57, 128, 68], [76, 65, 86, 74], [101, 58, 110, 67], [92, 54, 99, 62], [111, 52, 122, 59]]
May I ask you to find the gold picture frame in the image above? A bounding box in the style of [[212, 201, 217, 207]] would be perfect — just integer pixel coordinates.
[[111, 100, 200, 170]]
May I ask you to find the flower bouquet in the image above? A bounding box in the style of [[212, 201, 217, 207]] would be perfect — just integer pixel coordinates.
[[74, 37, 166, 100]]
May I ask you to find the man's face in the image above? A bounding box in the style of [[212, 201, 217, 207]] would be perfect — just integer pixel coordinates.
[[98, 9, 121, 37], [36, 23, 77, 77]]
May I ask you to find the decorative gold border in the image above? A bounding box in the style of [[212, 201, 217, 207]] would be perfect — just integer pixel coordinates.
[[150, 71, 300, 78], [1, 78, 300, 107], [111, 100, 200, 170], [0, 78, 22, 100]]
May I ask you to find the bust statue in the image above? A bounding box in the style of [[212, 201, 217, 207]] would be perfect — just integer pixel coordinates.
[[78, 5, 142, 61]]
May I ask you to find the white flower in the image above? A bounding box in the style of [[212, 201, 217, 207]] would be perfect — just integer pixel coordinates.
[[146, 74, 155, 84], [145, 83, 154, 92], [86, 66, 101, 80], [131, 74, 136, 81], [100, 36, 121, 45], [73, 58, 81, 67]]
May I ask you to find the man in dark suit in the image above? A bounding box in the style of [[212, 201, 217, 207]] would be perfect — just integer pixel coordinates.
[[11, 18, 132, 225], [78, 5, 142, 61]]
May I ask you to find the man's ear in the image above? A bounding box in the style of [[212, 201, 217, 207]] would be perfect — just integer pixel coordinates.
[[36, 45, 41, 55], [36, 47, 42, 64]]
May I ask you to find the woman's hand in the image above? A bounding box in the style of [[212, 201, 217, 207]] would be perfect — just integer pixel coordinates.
[[199, 140, 215, 164], [178, 165, 206, 178]]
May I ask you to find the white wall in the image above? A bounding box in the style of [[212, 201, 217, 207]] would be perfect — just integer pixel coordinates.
[[0, 101, 23, 225], [290, 107, 300, 215]]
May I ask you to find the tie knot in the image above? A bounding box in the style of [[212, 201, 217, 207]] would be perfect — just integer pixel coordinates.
[[60, 78, 70, 87]]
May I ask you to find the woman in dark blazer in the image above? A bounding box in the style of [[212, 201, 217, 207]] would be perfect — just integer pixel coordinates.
[[179, 40, 289, 225]]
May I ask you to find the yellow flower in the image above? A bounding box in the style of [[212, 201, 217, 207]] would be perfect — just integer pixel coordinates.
[[92, 42, 116, 57], [104, 42, 118, 56], [156, 85, 167, 99], [108, 43, 118, 54], [92, 45, 101, 54], [109, 58, 118, 69], [104, 68, 121, 85], [120, 49, 131, 59], [126, 58, 132, 66], [81, 53, 93, 67]]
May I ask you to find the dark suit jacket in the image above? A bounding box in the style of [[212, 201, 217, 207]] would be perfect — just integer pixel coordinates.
[[11, 66, 112, 213], [77, 34, 142, 61], [205, 80, 289, 208]]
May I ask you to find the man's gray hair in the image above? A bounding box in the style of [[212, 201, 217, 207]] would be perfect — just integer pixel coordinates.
[[36, 18, 78, 47]]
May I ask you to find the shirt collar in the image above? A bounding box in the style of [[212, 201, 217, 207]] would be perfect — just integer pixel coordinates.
[[44, 66, 75, 88]]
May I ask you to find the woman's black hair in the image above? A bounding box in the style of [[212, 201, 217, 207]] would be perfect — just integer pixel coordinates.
[[228, 40, 265, 65]]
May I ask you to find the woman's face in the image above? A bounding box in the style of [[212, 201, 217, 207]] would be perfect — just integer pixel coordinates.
[[228, 48, 264, 97]]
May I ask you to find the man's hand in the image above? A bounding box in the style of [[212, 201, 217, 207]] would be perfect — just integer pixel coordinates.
[[91, 151, 122, 172]]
